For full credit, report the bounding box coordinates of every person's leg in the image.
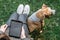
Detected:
[20,5,30,39]
[6,4,24,40]
[6,4,24,27]
[6,13,18,27]
[0,4,24,33]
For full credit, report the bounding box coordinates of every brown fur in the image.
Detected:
[28,4,52,32]
[28,11,45,32]
[41,4,52,17]
[0,33,10,40]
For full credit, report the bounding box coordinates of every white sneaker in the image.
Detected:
[17,4,24,15]
[23,5,30,15]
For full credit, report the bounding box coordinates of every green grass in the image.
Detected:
[0,0,60,40]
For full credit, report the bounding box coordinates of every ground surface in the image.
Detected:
[0,0,60,40]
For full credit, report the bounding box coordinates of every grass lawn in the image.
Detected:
[0,0,60,40]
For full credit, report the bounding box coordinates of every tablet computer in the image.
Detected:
[9,20,23,38]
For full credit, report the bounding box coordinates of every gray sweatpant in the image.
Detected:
[6,12,29,40]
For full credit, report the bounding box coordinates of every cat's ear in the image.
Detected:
[42,4,47,8]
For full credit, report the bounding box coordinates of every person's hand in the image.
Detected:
[0,24,8,32]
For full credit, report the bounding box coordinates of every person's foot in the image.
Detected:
[17,4,24,15]
[0,24,8,32]
[23,5,30,15]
